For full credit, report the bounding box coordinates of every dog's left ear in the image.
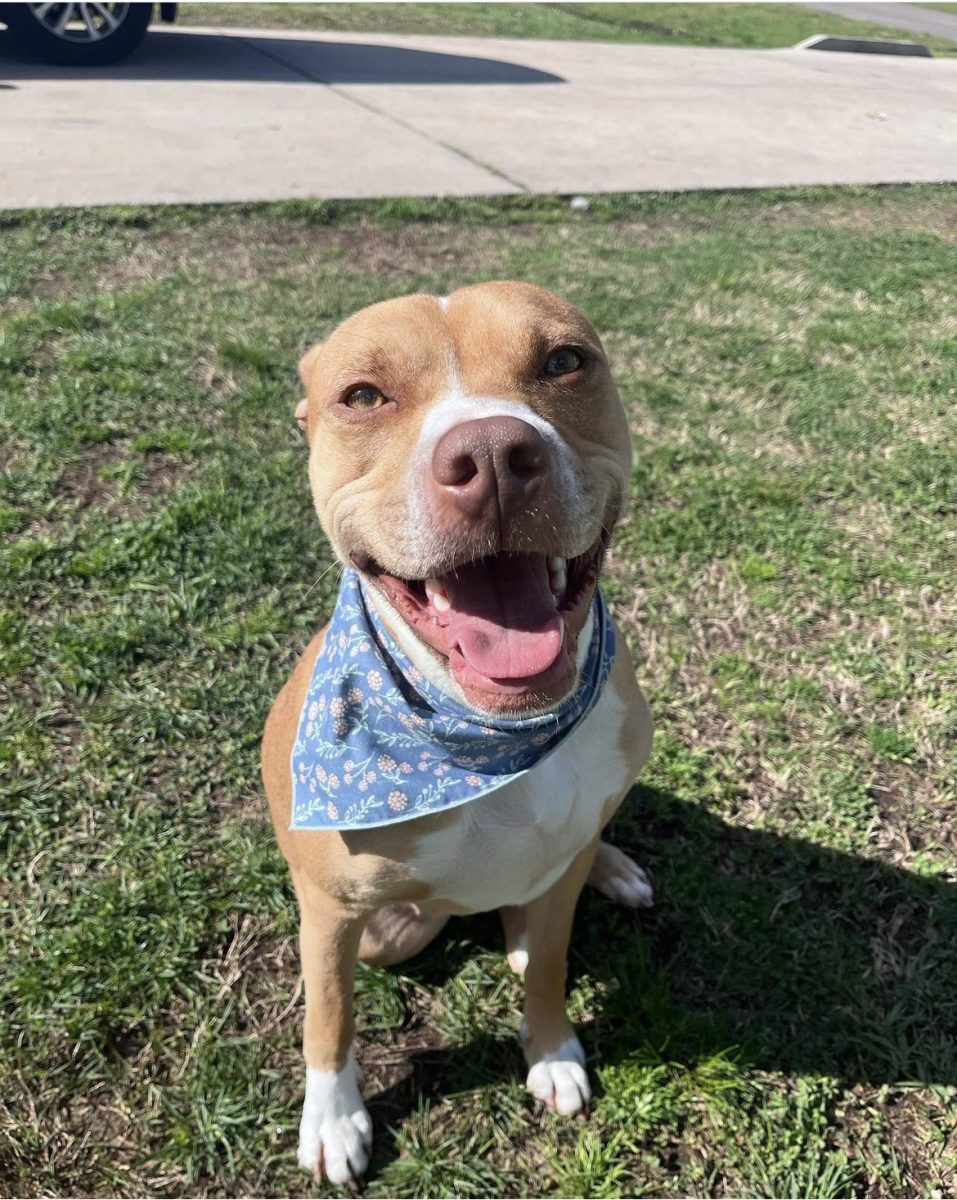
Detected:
[296,342,324,440]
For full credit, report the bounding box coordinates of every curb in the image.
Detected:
[794,33,934,56]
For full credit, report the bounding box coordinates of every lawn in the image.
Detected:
[2,186,956,1198]
[179,2,957,55]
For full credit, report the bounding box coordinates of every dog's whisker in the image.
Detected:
[300,560,343,605]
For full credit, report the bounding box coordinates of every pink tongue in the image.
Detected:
[442,554,563,681]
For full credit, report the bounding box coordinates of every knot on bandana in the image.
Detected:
[290,570,615,830]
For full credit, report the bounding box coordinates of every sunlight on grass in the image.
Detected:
[2,186,956,1195]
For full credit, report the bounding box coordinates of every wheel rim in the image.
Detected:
[27,2,131,42]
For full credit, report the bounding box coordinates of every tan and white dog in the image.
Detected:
[261,281,654,1185]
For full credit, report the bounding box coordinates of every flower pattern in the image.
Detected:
[290,570,614,830]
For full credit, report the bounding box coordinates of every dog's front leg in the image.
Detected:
[520,838,599,1117]
[293,870,372,1186]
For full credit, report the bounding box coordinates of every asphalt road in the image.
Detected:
[1,25,955,207]
[798,1,957,40]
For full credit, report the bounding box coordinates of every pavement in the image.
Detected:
[798,1,957,41]
[1,24,956,208]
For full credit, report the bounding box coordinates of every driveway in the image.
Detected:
[1,24,955,207]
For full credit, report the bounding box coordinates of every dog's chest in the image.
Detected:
[404,673,635,912]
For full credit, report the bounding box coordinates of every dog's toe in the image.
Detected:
[299,1110,371,1186]
[526,1036,590,1116]
[527,1058,591,1116]
[588,842,654,908]
[607,863,654,908]
[298,1052,372,1186]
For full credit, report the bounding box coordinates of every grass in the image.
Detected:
[178,2,957,55]
[2,184,957,1197]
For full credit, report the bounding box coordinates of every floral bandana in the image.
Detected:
[290,569,615,831]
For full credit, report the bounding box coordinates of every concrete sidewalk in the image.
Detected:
[1,25,955,208]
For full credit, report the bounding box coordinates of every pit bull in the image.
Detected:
[261,281,654,1185]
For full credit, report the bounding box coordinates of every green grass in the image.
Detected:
[178,2,957,55]
[2,185,957,1197]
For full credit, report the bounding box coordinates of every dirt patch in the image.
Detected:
[870,762,957,859]
[54,442,130,511]
[878,1089,957,1198]
[50,444,194,523]
[87,218,539,296]
[361,1020,447,1104]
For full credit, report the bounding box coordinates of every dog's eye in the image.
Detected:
[343,386,388,412]
[543,347,584,378]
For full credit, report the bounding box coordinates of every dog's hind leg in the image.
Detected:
[358,904,449,966]
[587,840,654,908]
[500,905,529,977]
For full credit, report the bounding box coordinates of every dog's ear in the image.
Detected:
[298,341,323,388]
[294,397,309,435]
[296,342,323,440]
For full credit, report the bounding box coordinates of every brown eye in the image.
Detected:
[343,386,388,412]
[543,347,584,378]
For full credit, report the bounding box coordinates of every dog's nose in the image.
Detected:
[432,416,549,521]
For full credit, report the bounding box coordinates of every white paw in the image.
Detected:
[297,1050,373,1185]
[525,1036,591,1116]
[589,843,654,908]
[508,946,529,976]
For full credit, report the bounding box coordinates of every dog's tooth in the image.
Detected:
[425,578,451,613]
[549,557,567,595]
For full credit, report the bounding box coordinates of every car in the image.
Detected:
[0,2,177,66]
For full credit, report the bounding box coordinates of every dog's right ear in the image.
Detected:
[296,342,324,440]
[294,397,309,436]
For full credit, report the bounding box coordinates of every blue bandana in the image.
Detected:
[290,570,615,830]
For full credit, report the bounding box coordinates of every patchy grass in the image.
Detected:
[178,2,957,55]
[2,185,956,1197]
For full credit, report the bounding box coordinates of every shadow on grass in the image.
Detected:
[360,781,956,1169]
[598,785,956,1089]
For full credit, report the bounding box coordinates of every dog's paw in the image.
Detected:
[588,841,654,908]
[525,1035,591,1116]
[297,1051,373,1186]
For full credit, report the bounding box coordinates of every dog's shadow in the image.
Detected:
[357,783,956,1172]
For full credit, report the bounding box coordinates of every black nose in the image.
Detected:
[431,416,549,521]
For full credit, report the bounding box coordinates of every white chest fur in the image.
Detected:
[404,668,636,912]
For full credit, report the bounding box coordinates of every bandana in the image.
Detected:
[290,570,615,830]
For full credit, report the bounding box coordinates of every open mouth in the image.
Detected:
[364,539,605,700]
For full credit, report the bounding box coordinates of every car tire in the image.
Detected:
[3,3,152,65]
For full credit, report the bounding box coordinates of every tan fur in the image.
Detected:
[299,282,630,583]
[519,836,601,1065]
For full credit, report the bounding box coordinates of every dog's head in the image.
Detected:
[297,281,631,714]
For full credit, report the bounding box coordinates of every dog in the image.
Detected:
[261,281,654,1185]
